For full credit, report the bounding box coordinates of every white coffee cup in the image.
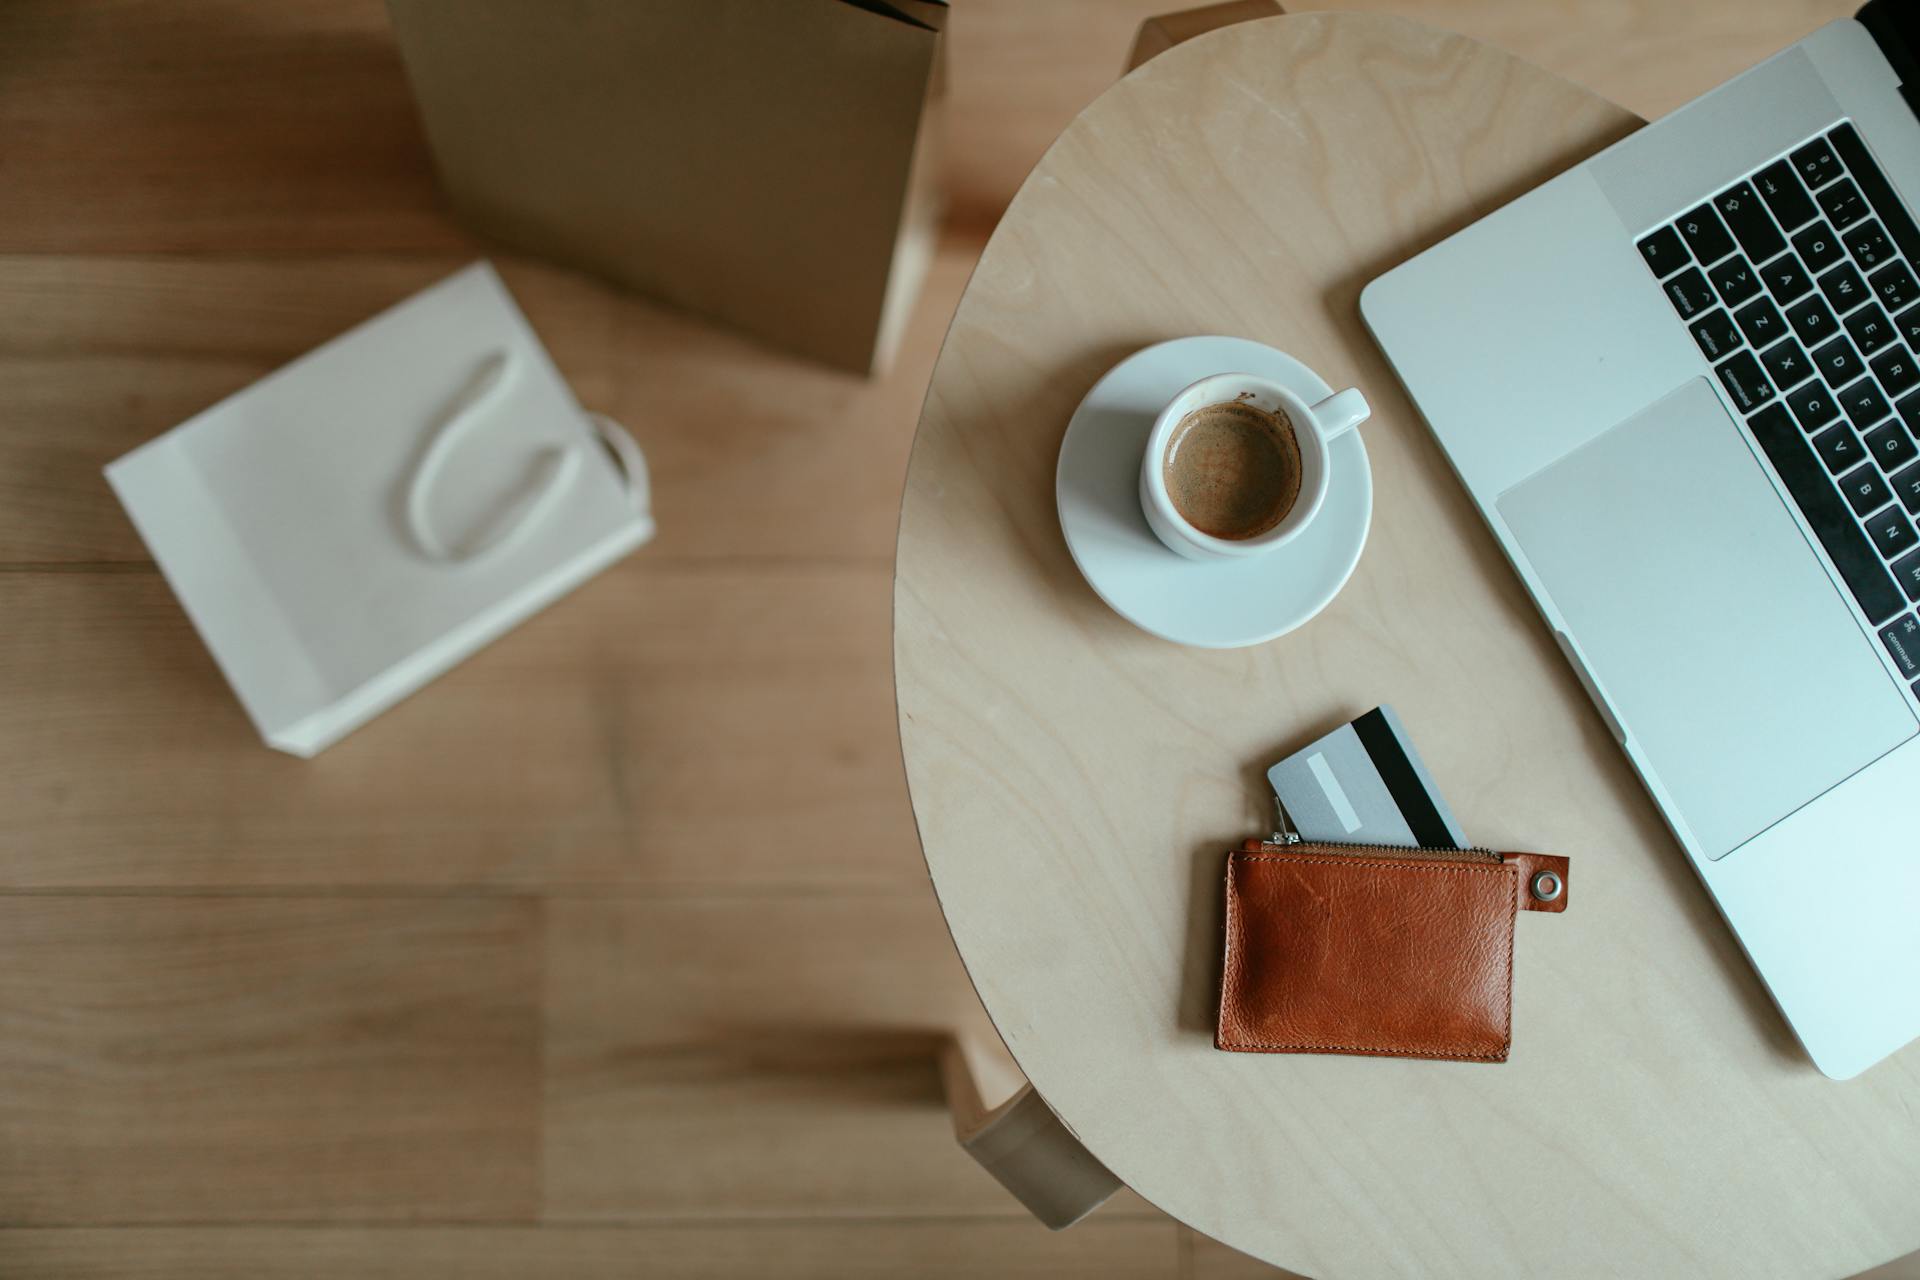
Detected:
[1139,372,1369,560]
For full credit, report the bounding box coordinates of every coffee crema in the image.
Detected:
[1161,399,1303,540]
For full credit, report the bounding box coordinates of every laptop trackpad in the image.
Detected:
[1497,379,1916,859]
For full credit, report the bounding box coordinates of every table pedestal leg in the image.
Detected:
[1127,0,1284,73]
[938,1035,1120,1230]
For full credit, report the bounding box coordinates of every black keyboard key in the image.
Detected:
[1868,508,1920,560]
[1785,292,1839,346]
[1894,460,1920,513]
[1813,422,1864,473]
[1865,419,1919,471]
[1759,252,1813,304]
[1688,309,1743,361]
[1840,463,1894,516]
[1748,401,1907,623]
[1901,391,1920,435]
[1755,159,1818,230]
[1793,223,1846,273]
[1759,337,1812,390]
[1734,296,1787,347]
[1871,261,1920,312]
[1819,178,1869,230]
[1786,379,1841,431]
[1716,350,1775,413]
[1715,183,1786,262]
[1872,345,1920,397]
[1709,258,1762,307]
[1841,377,1892,429]
[1819,261,1870,313]
[1896,303,1920,350]
[1845,302,1896,356]
[1792,137,1842,189]
[1845,221,1896,271]
[1812,334,1866,387]
[1884,613,1920,679]
[1664,267,1717,320]
[1892,548,1920,601]
[1830,124,1920,271]
[1677,204,1737,265]
[1637,226,1690,277]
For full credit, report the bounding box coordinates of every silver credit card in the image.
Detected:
[1266,705,1468,848]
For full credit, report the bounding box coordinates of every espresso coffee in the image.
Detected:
[1161,399,1303,540]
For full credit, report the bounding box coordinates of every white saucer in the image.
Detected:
[1055,336,1372,649]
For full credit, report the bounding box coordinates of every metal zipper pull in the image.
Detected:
[1270,797,1302,845]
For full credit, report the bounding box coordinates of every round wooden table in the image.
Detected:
[894,12,1920,1278]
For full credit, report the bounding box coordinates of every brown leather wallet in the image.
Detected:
[1216,839,1569,1063]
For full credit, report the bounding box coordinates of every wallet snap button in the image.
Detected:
[1530,870,1563,902]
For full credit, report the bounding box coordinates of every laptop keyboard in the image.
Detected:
[1639,122,1920,701]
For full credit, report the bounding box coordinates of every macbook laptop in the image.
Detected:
[1362,3,1920,1078]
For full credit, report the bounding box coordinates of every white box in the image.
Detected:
[106,262,654,757]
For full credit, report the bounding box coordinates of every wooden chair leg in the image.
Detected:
[938,1035,1120,1230]
[1126,0,1284,73]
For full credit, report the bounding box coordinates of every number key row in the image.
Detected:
[1872,260,1920,312]
[1819,179,1869,231]
[1846,221,1896,271]
[1791,137,1842,190]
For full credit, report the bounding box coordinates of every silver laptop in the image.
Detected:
[1363,6,1920,1078]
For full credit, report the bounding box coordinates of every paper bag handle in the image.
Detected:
[401,351,575,565]
[587,412,650,511]
[404,353,651,566]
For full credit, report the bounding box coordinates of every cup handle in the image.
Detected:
[1308,388,1370,443]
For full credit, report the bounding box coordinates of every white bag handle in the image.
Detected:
[586,411,651,511]
[404,353,646,566]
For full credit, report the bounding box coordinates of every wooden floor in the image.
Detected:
[3,2,1909,1277]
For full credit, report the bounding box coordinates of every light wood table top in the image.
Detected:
[893,12,1920,1277]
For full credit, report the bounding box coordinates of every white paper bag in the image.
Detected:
[106,262,654,757]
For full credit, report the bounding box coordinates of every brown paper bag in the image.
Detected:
[388,0,947,375]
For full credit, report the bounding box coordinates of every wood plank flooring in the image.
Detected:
[0,898,540,1223]
[1,1,1908,1276]
[0,1223,1184,1279]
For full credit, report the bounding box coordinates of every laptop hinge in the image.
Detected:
[1859,0,1920,123]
